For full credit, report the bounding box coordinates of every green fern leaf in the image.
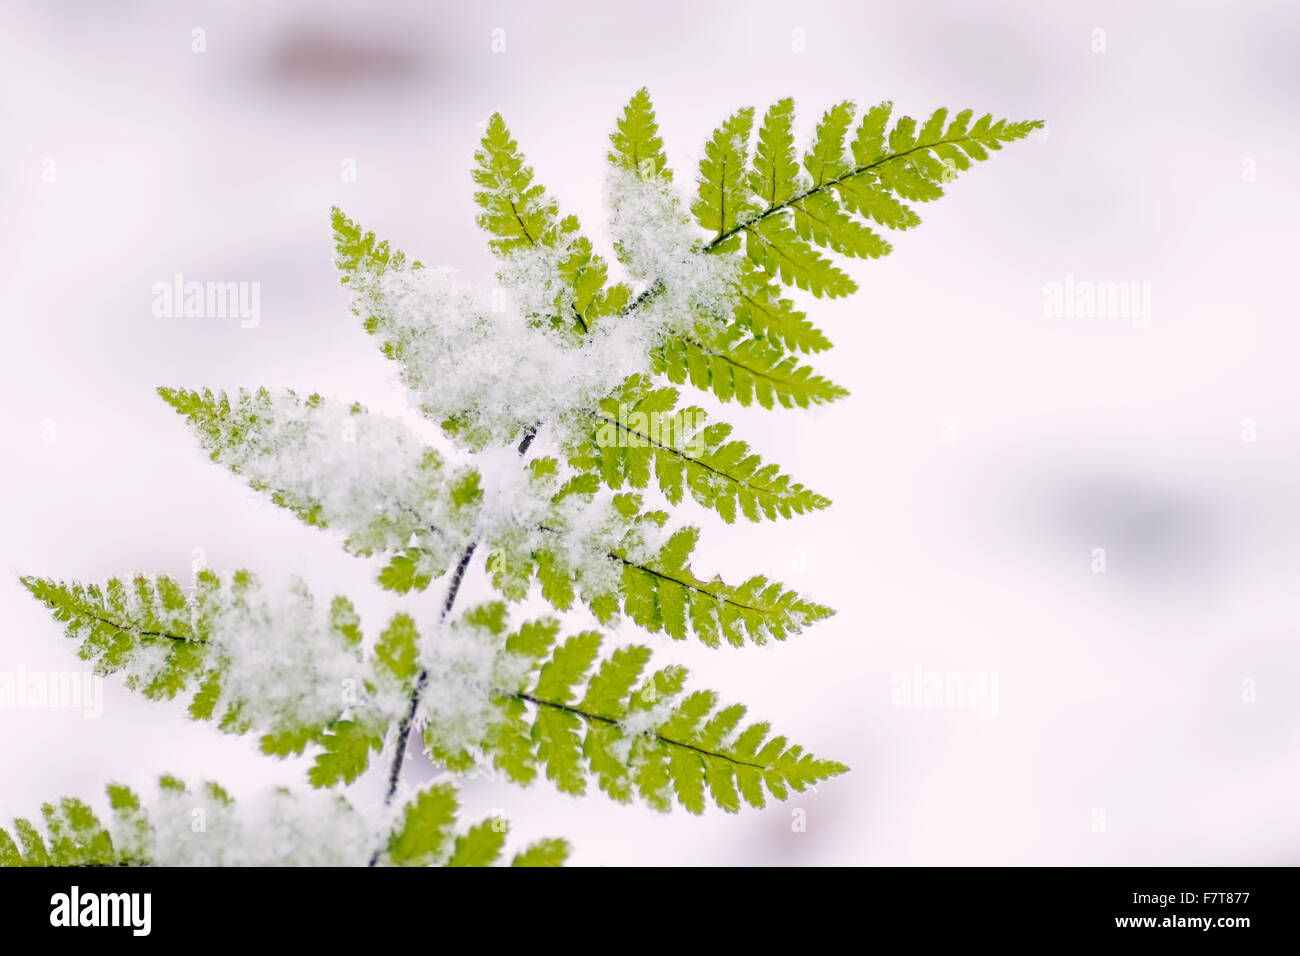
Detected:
[803,100,856,186]
[732,265,834,354]
[750,97,803,207]
[158,386,479,578]
[571,376,831,522]
[330,206,420,282]
[472,114,558,254]
[609,87,671,181]
[447,818,508,867]
[21,570,422,790]
[743,212,856,298]
[511,838,570,867]
[654,326,849,409]
[692,107,757,243]
[385,782,459,866]
[308,719,384,788]
[473,114,630,335]
[431,605,847,812]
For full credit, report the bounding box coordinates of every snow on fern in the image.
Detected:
[158,387,479,570]
[2,777,567,867]
[13,87,1040,865]
[350,181,734,455]
[145,781,372,868]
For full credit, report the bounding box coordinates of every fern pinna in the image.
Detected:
[7,91,1039,867]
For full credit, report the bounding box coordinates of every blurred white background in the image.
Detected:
[3,0,1299,865]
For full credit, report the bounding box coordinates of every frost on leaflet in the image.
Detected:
[13,88,1039,865]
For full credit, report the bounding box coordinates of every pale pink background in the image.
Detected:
[3,0,1298,865]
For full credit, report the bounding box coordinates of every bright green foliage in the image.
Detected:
[654,325,849,409]
[385,782,460,865]
[692,107,758,243]
[17,89,1037,866]
[472,114,562,255]
[158,386,481,566]
[448,819,509,867]
[1,783,149,867]
[383,781,567,868]
[308,720,384,788]
[693,97,1040,292]
[510,837,569,867]
[570,374,831,523]
[1,778,546,868]
[421,602,846,813]
[732,264,833,354]
[804,101,857,186]
[472,114,630,336]
[743,213,857,297]
[483,463,832,645]
[609,86,671,181]
[751,98,801,207]
[661,96,1039,415]
[20,572,201,691]
[331,205,421,280]
[19,571,415,789]
[1,797,125,867]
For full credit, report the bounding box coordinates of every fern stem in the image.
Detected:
[368,540,476,867]
[703,136,974,251]
[379,542,477,801]
[515,692,769,772]
[371,419,546,864]
[588,411,791,499]
[50,600,198,645]
[372,272,661,860]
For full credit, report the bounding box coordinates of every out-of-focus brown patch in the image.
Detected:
[265,26,426,87]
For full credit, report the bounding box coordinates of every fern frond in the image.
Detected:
[608,87,672,181]
[610,526,834,647]
[2,778,558,867]
[12,92,1039,865]
[654,326,849,409]
[484,480,833,646]
[418,604,846,812]
[743,213,858,297]
[474,114,630,334]
[330,206,421,282]
[472,114,558,254]
[568,375,830,523]
[790,188,890,260]
[750,97,803,208]
[19,571,421,787]
[698,98,1041,300]
[382,780,570,867]
[732,265,833,353]
[158,387,480,580]
[803,100,857,186]
[0,796,120,866]
[511,837,569,867]
[691,107,758,243]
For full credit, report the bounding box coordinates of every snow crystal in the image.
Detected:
[611,695,681,764]
[602,165,735,328]
[218,391,475,567]
[204,577,375,734]
[416,613,513,756]
[346,166,737,454]
[144,786,372,866]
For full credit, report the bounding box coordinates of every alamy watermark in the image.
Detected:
[890,665,999,717]
[0,665,103,718]
[152,274,260,328]
[1043,274,1152,329]
[50,886,151,935]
